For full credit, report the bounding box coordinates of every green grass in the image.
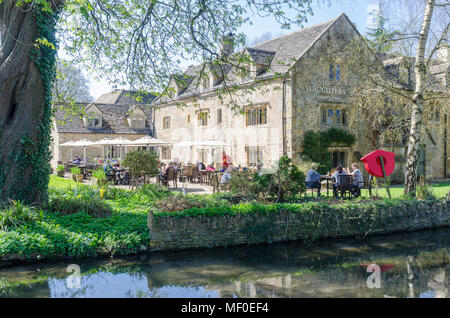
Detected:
[0,175,447,262]
[358,182,449,199]
[49,175,82,191]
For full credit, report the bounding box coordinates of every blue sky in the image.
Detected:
[86,1,380,99]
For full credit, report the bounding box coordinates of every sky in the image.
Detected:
[72,0,380,100]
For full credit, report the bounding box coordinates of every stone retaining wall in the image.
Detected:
[148,200,450,251]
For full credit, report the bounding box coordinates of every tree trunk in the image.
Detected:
[0,1,60,204]
[404,0,435,196]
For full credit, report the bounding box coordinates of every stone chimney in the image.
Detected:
[436,44,449,63]
[220,33,234,57]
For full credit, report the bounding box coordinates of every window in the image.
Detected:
[246,106,267,126]
[187,114,191,123]
[245,146,264,166]
[161,147,171,160]
[85,115,102,128]
[321,107,347,126]
[330,150,347,169]
[197,149,208,162]
[198,112,208,126]
[128,117,146,129]
[329,65,341,81]
[202,75,209,91]
[217,109,222,124]
[163,116,170,129]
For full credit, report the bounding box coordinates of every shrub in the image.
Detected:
[228,156,306,203]
[48,193,112,217]
[416,176,436,201]
[0,200,43,231]
[153,194,204,212]
[57,165,65,171]
[70,167,82,175]
[122,150,159,182]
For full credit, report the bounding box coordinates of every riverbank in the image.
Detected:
[1,176,449,266]
[149,199,450,251]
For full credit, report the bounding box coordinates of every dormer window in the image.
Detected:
[84,105,103,129]
[128,117,146,129]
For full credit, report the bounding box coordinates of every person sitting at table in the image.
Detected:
[306,163,327,197]
[197,161,206,171]
[332,165,348,198]
[347,163,363,197]
[159,162,174,183]
[72,156,81,164]
[121,171,130,185]
[206,163,215,171]
[220,166,233,184]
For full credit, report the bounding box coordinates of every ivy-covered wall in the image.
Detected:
[148,200,450,251]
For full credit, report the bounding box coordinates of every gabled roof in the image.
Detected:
[245,47,276,66]
[53,102,153,134]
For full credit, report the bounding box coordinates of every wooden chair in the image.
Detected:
[356,175,373,198]
[337,175,354,198]
[162,168,177,189]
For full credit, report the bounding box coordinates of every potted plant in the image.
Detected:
[92,168,108,188]
[70,167,84,182]
[56,165,65,177]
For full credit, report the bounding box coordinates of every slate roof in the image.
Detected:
[95,89,156,105]
[379,53,449,91]
[153,15,340,104]
[53,101,154,135]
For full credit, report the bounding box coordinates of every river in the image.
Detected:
[0,229,448,298]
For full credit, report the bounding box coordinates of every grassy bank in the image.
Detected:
[0,175,448,263]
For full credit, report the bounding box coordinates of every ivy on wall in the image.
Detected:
[301,128,356,174]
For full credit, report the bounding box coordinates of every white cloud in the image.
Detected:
[366,3,381,29]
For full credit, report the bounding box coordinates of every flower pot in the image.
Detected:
[75,174,84,182]
[57,170,65,177]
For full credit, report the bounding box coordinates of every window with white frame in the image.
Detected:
[128,117,146,129]
[197,149,208,162]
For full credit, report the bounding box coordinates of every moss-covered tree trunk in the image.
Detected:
[0,1,61,205]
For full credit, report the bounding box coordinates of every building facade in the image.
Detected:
[153,14,449,182]
[51,89,155,168]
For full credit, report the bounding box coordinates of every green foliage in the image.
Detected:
[92,168,109,189]
[48,191,112,218]
[122,150,159,181]
[228,156,306,203]
[416,176,436,201]
[56,165,65,171]
[70,167,81,175]
[365,15,398,53]
[302,128,356,174]
[0,200,43,231]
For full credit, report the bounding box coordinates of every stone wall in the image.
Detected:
[148,200,450,252]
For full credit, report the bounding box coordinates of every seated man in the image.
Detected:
[220,167,233,184]
[332,166,348,199]
[305,163,326,197]
[347,163,363,197]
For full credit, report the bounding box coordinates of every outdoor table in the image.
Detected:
[322,177,333,197]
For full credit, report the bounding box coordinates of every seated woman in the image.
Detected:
[206,163,216,171]
[332,166,348,198]
[347,163,364,197]
[305,163,327,197]
[220,166,233,184]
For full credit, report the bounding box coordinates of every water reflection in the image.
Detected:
[1,229,448,298]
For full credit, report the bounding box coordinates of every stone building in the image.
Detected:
[152,13,448,182]
[51,89,155,168]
